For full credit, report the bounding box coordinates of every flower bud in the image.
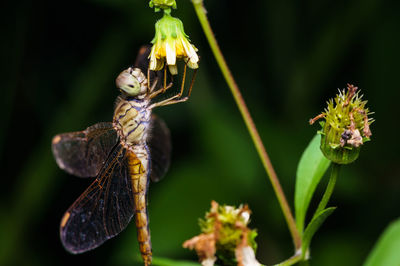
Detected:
[149,0,177,13]
[310,84,373,164]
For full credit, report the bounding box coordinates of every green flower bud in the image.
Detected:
[149,0,177,13]
[310,84,373,164]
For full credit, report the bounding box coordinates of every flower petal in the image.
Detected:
[184,57,199,69]
[235,246,261,266]
[168,64,178,75]
[149,47,158,71]
[182,40,199,63]
[201,257,216,266]
[165,40,176,65]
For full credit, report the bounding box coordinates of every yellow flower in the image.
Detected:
[149,13,199,75]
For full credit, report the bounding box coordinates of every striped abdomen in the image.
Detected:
[127,147,152,265]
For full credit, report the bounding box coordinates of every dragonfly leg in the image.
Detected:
[172,63,197,100]
[146,64,151,95]
[149,81,174,99]
[148,64,177,99]
[149,91,185,108]
[152,96,189,107]
[185,65,197,99]
[163,65,167,91]
[149,64,197,108]
[161,64,174,94]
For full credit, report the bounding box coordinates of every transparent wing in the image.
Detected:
[52,122,119,178]
[60,144,135,253]
[148,115,171,182]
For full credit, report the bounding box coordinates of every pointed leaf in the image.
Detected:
[152,256,201,266]
[295,134,331,232]
[363,218,400,266]
[301,207,336,257]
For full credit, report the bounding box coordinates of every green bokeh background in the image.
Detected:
[1,0,399,265]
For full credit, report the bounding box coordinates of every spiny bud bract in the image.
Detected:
[310,84,373,164]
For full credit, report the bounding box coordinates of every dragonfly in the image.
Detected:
[52,45,196,265]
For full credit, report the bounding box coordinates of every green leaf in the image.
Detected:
[363,218,400,266]
[152,256,201,266]
[301,207,336,257]
[295,134,331,233]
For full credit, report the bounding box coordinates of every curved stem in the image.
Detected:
[191,0,301,250]
[313,163,340,218]
[274,253,302,266]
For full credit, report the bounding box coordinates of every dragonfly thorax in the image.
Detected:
[113,97,151,147]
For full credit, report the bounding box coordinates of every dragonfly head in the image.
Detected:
[116,67,147,97]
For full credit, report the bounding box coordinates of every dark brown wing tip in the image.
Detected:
[138,45,149,56]
[59,219,93,255]
[134,45,152,68]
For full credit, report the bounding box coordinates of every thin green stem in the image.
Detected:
[191,0,301,250]
[313,163,340,218]
[274,253,302,266]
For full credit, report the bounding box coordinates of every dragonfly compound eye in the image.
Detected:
[116,68,142,96]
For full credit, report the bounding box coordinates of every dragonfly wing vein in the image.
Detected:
[60,144,134,253]
[52,122,119,178]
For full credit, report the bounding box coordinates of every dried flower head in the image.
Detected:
[310,84,374,164]
[149,13,199,75]
[183,201,259,266]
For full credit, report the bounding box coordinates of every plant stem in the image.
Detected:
[313,163,340,218]
[274,253,302,266]
[191,0,301,250]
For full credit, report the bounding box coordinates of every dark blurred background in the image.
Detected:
[1,0,399,265]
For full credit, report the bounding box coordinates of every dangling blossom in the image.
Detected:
[149,13,199,75]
